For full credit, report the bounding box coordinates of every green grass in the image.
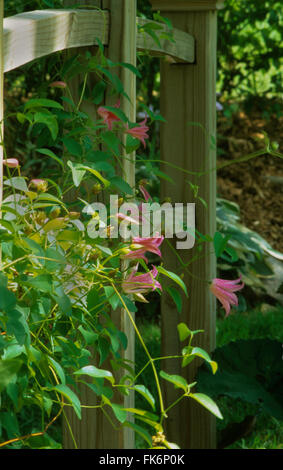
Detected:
[135,305,283,449]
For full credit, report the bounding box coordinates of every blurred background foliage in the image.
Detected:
[2,0,283,449]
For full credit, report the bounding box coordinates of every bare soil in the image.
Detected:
[217,110,283,253]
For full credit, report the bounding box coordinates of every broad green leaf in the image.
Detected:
[123,420,152,446]
[43,218,67,233]
[197,339,283,421]
[158,266,188,296]
[166,286,182,313]
[36,148,64,168]
[62,137,82,157]
[101,131,121,155]
[74,365,114,384]
[110,403,127,423]
[190,347,218,374]
[0,359,22,392]
[24,274,53,293]
[36,192,67,208]
[189,393,223,419]
[0,286,17,311]
[6,309,30,346]
[4,177,28,192]
[79,165,110,188]
[109,176,134,195]
[48,357,66,385]
[133,384,155,410]
[213,231,230,258]
[78,326,98,346]
[24,98,63,110]
[33,112,58,140]
[160,370,188,392]
[177,322,191,342]
[104,286,121,311]
[52,384,81,419]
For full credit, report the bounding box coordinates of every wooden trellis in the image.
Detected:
[0,0,223,449]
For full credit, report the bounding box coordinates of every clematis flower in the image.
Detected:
[123,235,164,263]
[125,118,149,148]
[30,179,48,192]
[122,264,162,294]
[3,158,19,168]
[49,81,67,89]
[139,183,151,202]
[97,100,121,130]
[210,276,244,317]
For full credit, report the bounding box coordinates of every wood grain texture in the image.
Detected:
[102,0,137,450]
[137,18,195,63]
[150,0,225,11]
[3,8,109,72]
[3,9,194,72]
[62,0,136,450]
[152,2,219,449]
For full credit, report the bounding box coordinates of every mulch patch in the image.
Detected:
[217,109,283,253]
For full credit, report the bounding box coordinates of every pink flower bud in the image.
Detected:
[49,81,67,89]
[3,158,19,168]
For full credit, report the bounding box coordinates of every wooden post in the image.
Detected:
[62,0,136,449]
[150,0,223,449]
[0,0,3,235]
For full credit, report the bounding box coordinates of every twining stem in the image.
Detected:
[0,403,64,448]
[111,284,166,420]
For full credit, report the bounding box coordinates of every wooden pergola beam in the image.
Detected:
[3,9,195,73]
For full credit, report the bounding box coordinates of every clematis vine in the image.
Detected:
[139,181,152,202]
[210,276,244,317]
[123,235,164,263]
[122,264,162,295]
[97,100,121,131]
[125,118,149,148]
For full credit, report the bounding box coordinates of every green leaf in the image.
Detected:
[4,177,28,192]
[190,347,218,374]
[0,286,17,311]
[133,384,156,410]
[24,274,53,293]
[177,322,191,342]
[0,359,22,392]
[24,98,63,110]
[167,286,182,313]
[37,148,64,168]
[213,231,230,258]
[67,160,85,187]
[197,339,283,420]
[109,176,134,195]
[158,266,188,296]
[101,131,121,155]
[6,309,30,346]
[74,365,114,384]
[92,81,107,105]
[48,357,66,385]
[52,384,81,419]
[62,137,82,157]
[189,393,223,419]
[33,112,58,140]
[160,370,188,392]
[123,420,152,446]
[110,403,127,423]
[104,286,121,311]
